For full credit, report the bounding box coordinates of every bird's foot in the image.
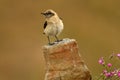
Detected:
[48,43,54,45]
[55,39,63,42]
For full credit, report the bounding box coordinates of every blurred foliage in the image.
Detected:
[0,0,120,80]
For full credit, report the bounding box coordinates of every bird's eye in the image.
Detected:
[47,12,52,15]
[45,11,54,17]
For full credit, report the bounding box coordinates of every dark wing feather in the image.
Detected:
[44,21,47,29]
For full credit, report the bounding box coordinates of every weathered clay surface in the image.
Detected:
[43,38,91,80]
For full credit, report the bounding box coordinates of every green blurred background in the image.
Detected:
[0,0,120,80]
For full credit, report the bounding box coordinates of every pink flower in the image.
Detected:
[111,71,116,75]
[98,57,105,65]
[117,71,120,77]
[117,54,120,58]
[107,63,112,67]
[105,72,112,77]
[103,70,107,74]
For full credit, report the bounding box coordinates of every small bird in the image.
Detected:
[41,9,64,45]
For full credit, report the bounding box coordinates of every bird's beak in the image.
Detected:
[41,12,46,15]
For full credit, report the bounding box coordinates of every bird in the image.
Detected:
[41,9,64,45]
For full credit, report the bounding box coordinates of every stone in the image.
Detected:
[43,38,91,80]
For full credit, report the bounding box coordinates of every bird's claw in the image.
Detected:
[48,43,54,45]
[55,39,63,42]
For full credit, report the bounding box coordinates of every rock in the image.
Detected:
[43,38,91,80]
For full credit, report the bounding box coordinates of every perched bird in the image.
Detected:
[41,9,64,45]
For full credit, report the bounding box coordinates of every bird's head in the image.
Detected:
[41,9,56,18]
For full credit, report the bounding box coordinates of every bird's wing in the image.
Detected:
[44,21,47,29]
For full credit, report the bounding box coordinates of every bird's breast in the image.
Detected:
[44,18,64,36]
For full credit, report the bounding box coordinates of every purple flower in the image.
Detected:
[98,57,105,65]
[107,63,112,67]
[117,53,120,58]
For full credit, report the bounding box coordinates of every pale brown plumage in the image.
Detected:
[41,9,64,45]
